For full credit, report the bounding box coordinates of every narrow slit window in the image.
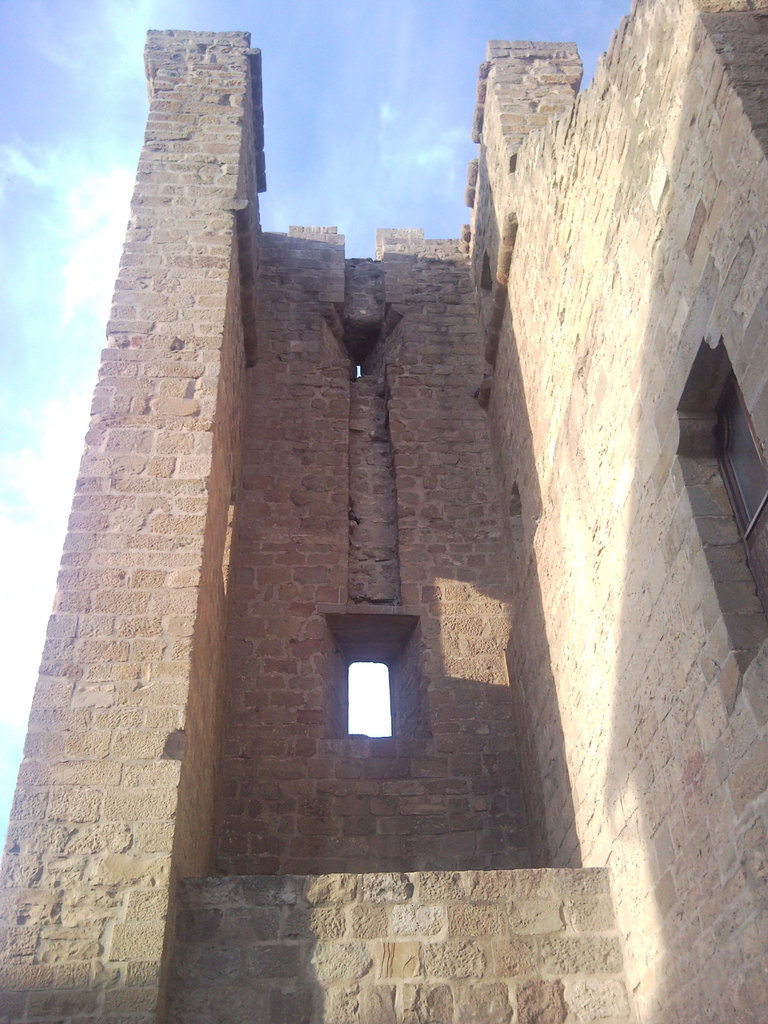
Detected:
[348,661,392,737]
[222,499,235,595]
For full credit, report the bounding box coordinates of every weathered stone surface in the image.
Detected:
[166,870,629,1024]
[541,935,624,974]
[390,904,444,937]
[359,984,396,1024]
[377,941,419,980]
[508,899,566,934]
[305,875,358,906]
[402,983,453,1024]
[470,5,768,1022]
[516,980,567,1024]
[4,3,768,1021]
[360,875,414,904]
[214,218,530,878]
[325,984,361,1024]
[351,904,388,939]
[312,942,374,984]
[493,936,538,975]
[455,982,512,1024]
[565,977,632,1020]
[0,29,261,1020]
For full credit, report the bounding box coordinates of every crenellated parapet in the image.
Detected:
[467,42,582,370]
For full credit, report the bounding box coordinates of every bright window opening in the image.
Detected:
[348,661,391,737]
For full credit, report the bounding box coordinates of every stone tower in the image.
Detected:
[2,2,768,1022]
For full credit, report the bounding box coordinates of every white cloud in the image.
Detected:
[0,386,90,850]
[379,101,396,125]
[62,167,134,325]
[0,143,53,201]
[412,129,466,171]
[0,386,92,729]
[0,140,133,328]
[377,102,466,182]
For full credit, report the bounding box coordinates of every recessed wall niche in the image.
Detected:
[322,606,426,739]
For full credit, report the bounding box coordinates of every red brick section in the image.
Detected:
[0,31,262,1023]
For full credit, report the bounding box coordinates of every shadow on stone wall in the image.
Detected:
[602,11,768,1019]
[167,869,629,1024]
[468,6,768,1022]
[214,245,559,878]
[492,332,583,870]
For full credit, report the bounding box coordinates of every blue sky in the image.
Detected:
[0,0,630,844]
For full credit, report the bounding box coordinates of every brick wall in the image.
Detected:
[0,31,262,1023]
[471,2,768,1020]
[169,869,631,1024]
[215,229,531,876]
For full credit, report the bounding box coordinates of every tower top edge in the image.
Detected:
[146,29,253,47]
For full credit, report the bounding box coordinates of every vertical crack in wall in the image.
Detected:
[343,259,401,604]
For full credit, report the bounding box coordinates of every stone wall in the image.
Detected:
[470,2,768,1020]
[169,869,631,1024]
[214,228,531,876]
[0,31,263,1023]
[4,5,768,1021]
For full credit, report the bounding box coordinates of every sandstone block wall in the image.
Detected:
[470,2,768,1020]
[0,31,263,1023]
[169,869,631,1024]
[5,5,768,1021]
[215,227,530,876]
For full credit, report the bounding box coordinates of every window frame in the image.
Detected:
[347,660,393,738]
[322,606,425,739]
[716,375,768,534]
[676,339,768,675]
[715,372,768,614]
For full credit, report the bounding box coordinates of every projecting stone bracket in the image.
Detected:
[323,262,405,377]
[471,60,493,143]
[465,158,479,208]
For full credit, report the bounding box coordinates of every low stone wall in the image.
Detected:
[168,869,632,1023]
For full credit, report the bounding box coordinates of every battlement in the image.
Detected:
[374,228,464,261]
[287,225,346,245]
